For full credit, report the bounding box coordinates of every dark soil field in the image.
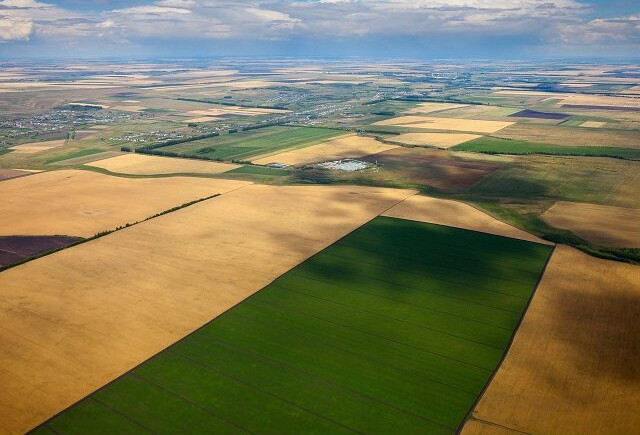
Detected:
[28,218,552,435]
[509,109,569,120]
[0,169,32,182]
[0,235,82,267]
[358,147,502,191]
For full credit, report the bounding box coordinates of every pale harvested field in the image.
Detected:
[110,105,147,112]
[374,115,514,134]
[0,170,249,237]
[389,132,480,149]
[561,94,640,109]
[383,195,549,244]
[403,102,467,114]
[0,184,415,435]
[88,153,239,175]
[542,202,640,248]
[182,116,221,123]
[10,139,66,154]
[462,246,640,435]
[252,134,398,166]
[495,123,640,148]
[580,121,606,128]
[186,106,290,116]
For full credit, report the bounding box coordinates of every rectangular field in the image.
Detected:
[374,116,514,134]
[161,126,345,161]
[88,154,240,175]
[452,136,640,159]
[388,132,480,149]
[29,217,552,435]
[251,134,397,166]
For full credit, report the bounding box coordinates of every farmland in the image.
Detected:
[452,137,640,159]
[158,126,346,162]
[0,170,250,237]
[88,153,239,175]
[373,116,514,134]
[0,184,413,435]
[462,246,640,435]
[29,217,552,435]
[541,202,640,248]
[251,134,397,166]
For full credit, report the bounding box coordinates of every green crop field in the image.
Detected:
[29,218,552,435]
[225,165,289,176]
[161,126,345,161]
[453,136,640,160]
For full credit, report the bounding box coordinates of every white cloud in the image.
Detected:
[0,15,32,41]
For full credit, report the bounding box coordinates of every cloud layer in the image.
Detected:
[0,0,638,56]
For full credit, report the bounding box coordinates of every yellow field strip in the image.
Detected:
[374,115,514,134]
[383,195,550,244]
[251,134,398,166]
[88,153,240,176]
[461,246,640,435]
[0,170,250,237]
[542,201,640,248]
[0,184,415,435]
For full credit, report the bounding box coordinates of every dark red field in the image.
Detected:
[0,236,82,267]
[510,109,569,120]
[0,169,31,182]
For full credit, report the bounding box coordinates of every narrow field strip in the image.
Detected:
[30,218,551,435]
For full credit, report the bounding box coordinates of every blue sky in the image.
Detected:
[0,0,638,59]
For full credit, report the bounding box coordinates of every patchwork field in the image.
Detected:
[251,134,397,166]
[88,154,240,175]
[0,170,250,237]
[384,195,549,244]
[161,126,345,162]
[0,184,414,435]
[27,217,552,435]
[388,132,480,149]
[374,116,514,134]
[542,202,640,248]
[462,246,640,435]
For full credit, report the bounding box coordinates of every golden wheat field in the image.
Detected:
[10,139,66,154]
[462,246,640,435]
[88,153,239,175]
[382,195,549,244]
[0,170,250,237]
[251,134,398,165]
[0,184,414,435]
[542,202,640,248]
[389,132,480,148]
[374,115,514,133]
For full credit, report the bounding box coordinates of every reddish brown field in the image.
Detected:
[0,236,82,267]
[0,169,32,181]
[360,147,502,191]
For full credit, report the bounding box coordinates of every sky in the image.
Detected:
[0,0,638,59]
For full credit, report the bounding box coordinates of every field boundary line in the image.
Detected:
[466,417,536,435]
[454,244,557,435]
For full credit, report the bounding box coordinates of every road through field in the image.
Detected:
[0,184,414,435]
